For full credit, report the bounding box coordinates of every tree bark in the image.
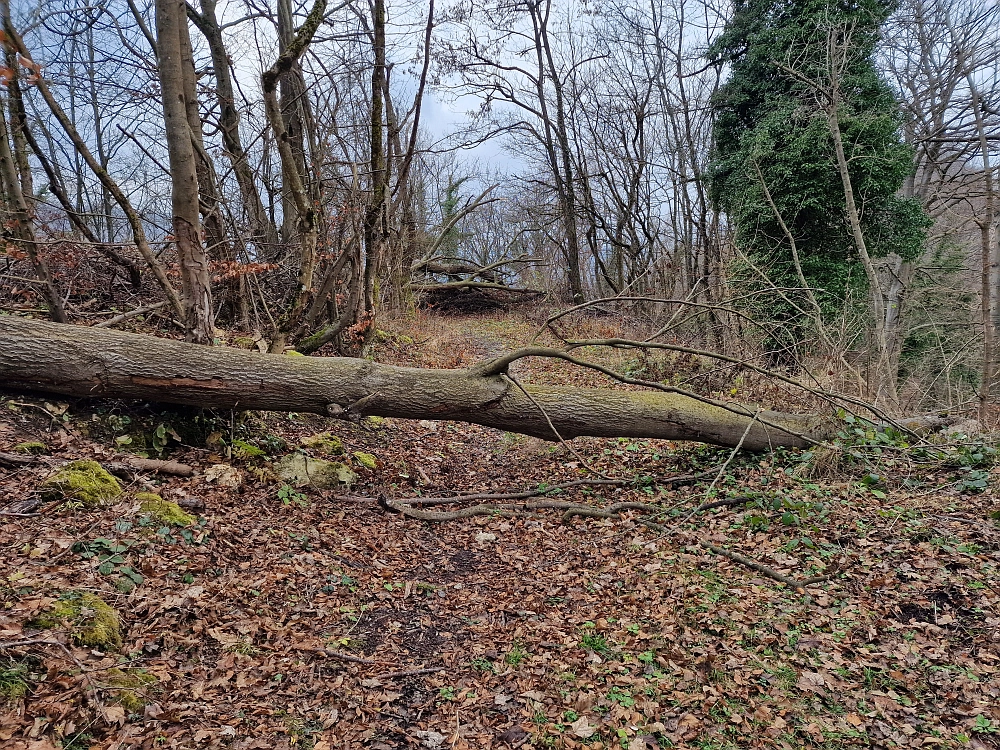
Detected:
[156,0,216,344]
[0,317,839,451]
[364,0,388,320]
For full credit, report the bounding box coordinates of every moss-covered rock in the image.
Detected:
[29,592,122,650]
[274,453,357,489]
[365,416,387,429]
[301,432,344,455]
[12,441,46,455]
[101,668,156,713]
[137,493,195,527]
[353,451,377,470]
[43,460,121,507]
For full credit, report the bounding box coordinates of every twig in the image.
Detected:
[94,300,170,328]
[705,408,761,496]
[297,646,397,666]
[375,666,446,680]
[472,346,825,447]
[0,637,65,649]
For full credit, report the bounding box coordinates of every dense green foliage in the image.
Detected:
[708,0,928,319]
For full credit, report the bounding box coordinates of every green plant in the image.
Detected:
[60,731,94,750]
[955,469,989,494]
[438,686,457,701]
[0,658,31,702]
[471,656,495,673]
[580,631,611,656]
[506,641,528,666]
[606,686,635,707]
[278,484,308,507]
[708,0,928,330]
[150,423,180,455]
[973,715,998,735]
[74,537,143,591]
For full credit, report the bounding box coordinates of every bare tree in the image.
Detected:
[155,0,215,343]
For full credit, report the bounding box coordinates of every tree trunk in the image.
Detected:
[276,0,311,248]
[364,0,388,322]
[260,0,327,351]
[155,0,215,344]
[0,317,841,451]
[187,0,278,250]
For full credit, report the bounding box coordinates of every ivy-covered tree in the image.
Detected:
[707,0,928,330]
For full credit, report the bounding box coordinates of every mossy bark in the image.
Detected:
[0,317,834,450]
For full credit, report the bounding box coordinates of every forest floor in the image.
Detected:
[1,309,999,750]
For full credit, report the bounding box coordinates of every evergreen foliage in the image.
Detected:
[708,0,929,318]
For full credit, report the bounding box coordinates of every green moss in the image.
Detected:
[101,668,156,713]
[232,439,266,460]
[0,659,30,702]
[43,460,121,507]
[353,451,377,470]
[365,416,386,428]
[29,592,122,650]
[301,432,344,455]
[137,493,195,526]
[232,336,256,349]
[12,441,46,455]
[285,350,305,357]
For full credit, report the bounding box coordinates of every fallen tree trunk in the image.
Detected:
[0,317,838,450]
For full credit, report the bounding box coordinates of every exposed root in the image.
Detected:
[692,496,756,513]
[697,540,836,593]
[378,470,716,508]
[384,497,667,523]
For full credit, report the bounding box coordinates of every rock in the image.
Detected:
[274,453,358,489]
[475,532,497,543]
[42,460,121,507]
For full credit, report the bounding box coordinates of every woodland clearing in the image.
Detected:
[1,310,999,750]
